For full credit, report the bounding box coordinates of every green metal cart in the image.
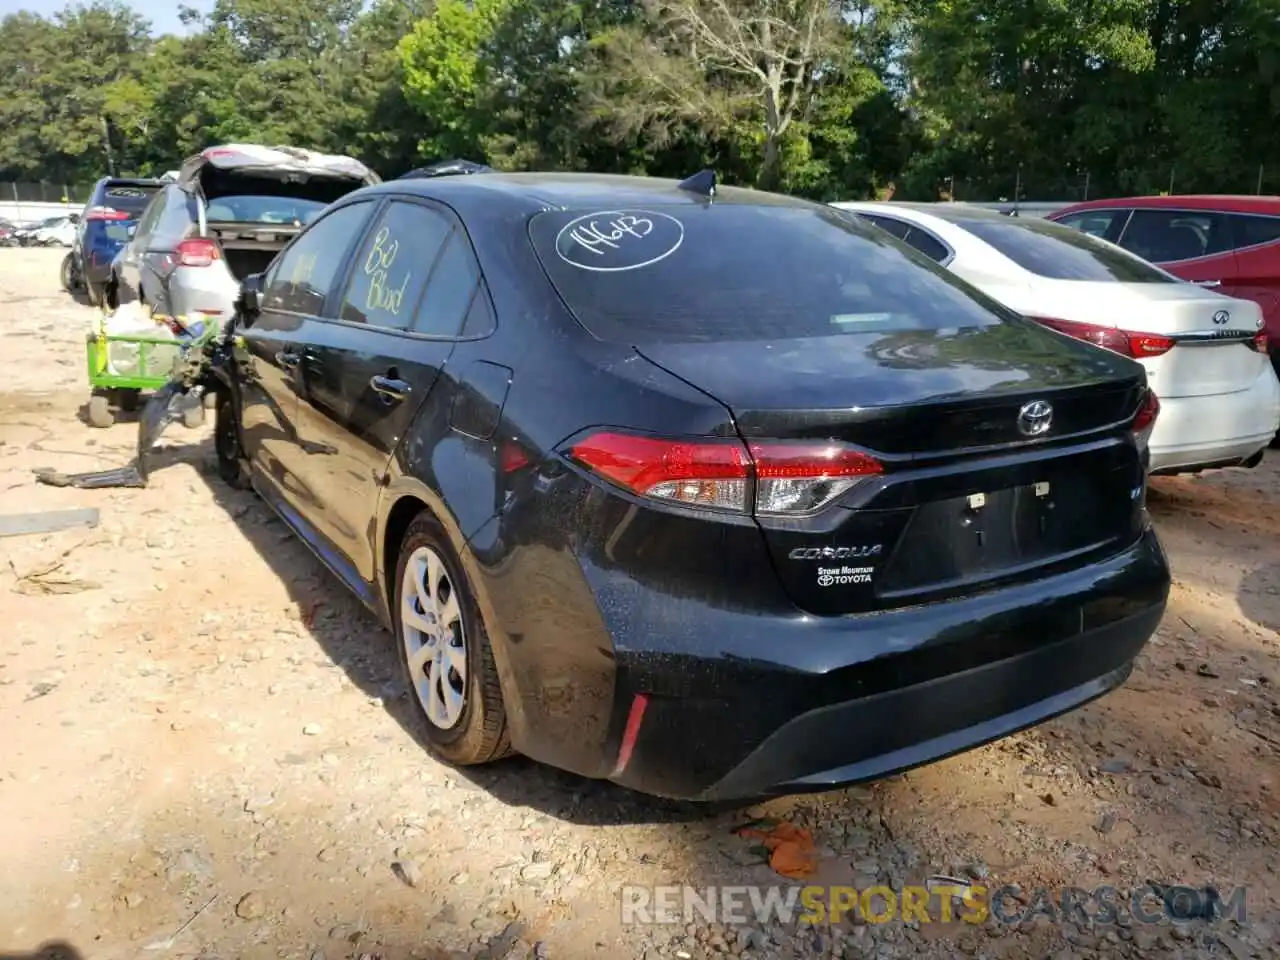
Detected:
[83,311,205,429]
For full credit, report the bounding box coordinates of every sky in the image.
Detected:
[0,0,209,35]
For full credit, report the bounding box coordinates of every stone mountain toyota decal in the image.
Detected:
[788,545,883,587]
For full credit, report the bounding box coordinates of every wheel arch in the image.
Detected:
[376,478,476,625]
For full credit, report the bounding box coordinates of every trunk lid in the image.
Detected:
[637,325,1149,617]
[1029,281,1268,399]
[176,144,381,204]
[635,322,1144,453]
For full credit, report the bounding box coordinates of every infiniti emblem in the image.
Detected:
[1017,399,1053,437]
[1212,310,1230,326]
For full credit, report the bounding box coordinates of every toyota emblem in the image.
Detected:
[1017,399,1053,437]
[1212,310,1230,326]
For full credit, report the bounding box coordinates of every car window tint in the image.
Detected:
[262,202,374,316]
[1055,210,1122,239]
[414,230,480,336]
[862,214,911,240]
[102,183,161,216]
[528,205,1019,344]
[1117,209,1231,263]
[902,228,949,263]
[955,216,1180,282]
[1230,214,1280,250]
[136,192,167,237]
[340,202,449,330]
[204,195,329,226]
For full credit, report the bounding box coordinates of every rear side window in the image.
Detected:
[263,201,375,315]
[527,205,1012,344]
[903,228,949,263]
[1116,209,1232,263]
[1230,214,1280,250]
[956,217,1180,283]
[861,214,910,240]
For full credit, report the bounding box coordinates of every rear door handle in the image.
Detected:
[371,375,411,402]
[275,351,301,369]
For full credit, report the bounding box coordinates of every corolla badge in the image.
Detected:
[1212,310,1230,326]
[1017,399,1053,437]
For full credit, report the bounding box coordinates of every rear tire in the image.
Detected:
[60,253,76,293]
[86,282,104,308]
[87,394,113,428]
[393,511,511,766]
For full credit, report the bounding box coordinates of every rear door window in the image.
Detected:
[954,216,1180,282]
[412,228,481,337]
[527,204,1016,344]
[338,200,449,331]
[1116,209,1232,263]
[1055,209,1127,240]
[262,201,376,316]
[1229,214,1280,251]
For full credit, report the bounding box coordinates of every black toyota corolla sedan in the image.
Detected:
[214,170,1170,801]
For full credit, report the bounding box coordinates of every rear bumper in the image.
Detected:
[602,527,1169,801]
[166,265,238,320]
[1149,365,1280,474]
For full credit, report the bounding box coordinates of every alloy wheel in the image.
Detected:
[400,545,468,730]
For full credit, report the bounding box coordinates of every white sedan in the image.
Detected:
[832,201,1280,475]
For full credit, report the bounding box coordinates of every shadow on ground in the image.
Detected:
[0,943,85,960]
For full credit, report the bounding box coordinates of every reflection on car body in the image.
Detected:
[214,170,1171,801]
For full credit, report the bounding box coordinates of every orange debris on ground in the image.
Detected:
[732,819,819,880]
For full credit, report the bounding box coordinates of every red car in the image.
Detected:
[1048,196,1280,375]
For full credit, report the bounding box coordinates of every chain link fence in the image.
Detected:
[935,164,1279,204]
[0,182,96,204]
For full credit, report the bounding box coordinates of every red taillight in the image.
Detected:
[177,238,220,267]
[1249,331,1269,353]
[85,206,130,221]
[1131,390,1160,448]
[1029,317,1175,359]
[567,431,883,516]
[500,442,531,474]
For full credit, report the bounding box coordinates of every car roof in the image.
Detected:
[837,200,1029,224]
[1053,195,1280,217]
[361,171,817,216]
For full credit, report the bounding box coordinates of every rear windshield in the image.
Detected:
[954,217,1180,283]
[527,204,1013,344]
[101,183,161,216]
[202,195,329,226]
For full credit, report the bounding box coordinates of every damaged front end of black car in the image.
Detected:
[34,282,257,490]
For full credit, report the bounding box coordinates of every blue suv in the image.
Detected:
[76,177,166,305]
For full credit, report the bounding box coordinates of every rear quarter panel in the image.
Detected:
[1231,241,1280,343]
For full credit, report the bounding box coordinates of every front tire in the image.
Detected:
[214,391,251,489]
[393,511,511,766]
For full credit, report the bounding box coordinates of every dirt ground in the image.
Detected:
[0,247,1277,960]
